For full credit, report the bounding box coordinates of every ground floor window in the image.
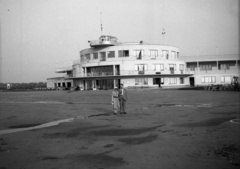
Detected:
[135,78,148,85]
[169,78,177,84]
[220,76,231,83]
[180,77,184,84]
[201,76,216,83]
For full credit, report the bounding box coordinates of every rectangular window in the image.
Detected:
[107,51,115,58]
[153,64,164,71]
[81,55,85,62]
[189,65,195,71]
[100,52,106,61]
[162,50,169,59]
[149,50,158,59]
[200,64,212,71]
[118,50,129,57]
[169,78,177,84]
[221,76,231,83]
[180,64,184,70]
[85,54,90,61]
[169,64,176,70]
[134,50,144,59]
[135,78,148,85]
[177,52,179,59]
[135,64,148,71]
[201,76,216,83]
[180,77,184,84]
[219,64,230,70]
[171,51,176,59]
[93,53,98,59]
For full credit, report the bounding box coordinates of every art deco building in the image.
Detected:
[47,35,239,90]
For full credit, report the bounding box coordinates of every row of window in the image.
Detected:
[135,64,185,71]
[135,77,184,85]
[81,49,179,61]
[201,76,232,83]
[190,64,231,71]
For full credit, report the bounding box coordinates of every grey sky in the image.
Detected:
[0,0,239,83]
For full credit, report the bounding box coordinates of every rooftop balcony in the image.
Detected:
[89,35,118,48]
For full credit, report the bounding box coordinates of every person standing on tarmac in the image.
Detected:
[119,84,127,114]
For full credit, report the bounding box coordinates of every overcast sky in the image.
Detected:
[0,0,239,83]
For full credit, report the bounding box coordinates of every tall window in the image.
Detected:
[162,50,169,59]
[134,50,144,60]
[135,64,148,71]
[107,51,115,58]
[153,64,164,71]
[180,77,184,84]
[100,52,106,61]
[93,53,98,59]
[118,50,129,57]
[171,51,176,59]
[201,76,216,83]
[85,54,90,61]
[149,50,158,59]
[177,52,179,59]
[80,55,85,62]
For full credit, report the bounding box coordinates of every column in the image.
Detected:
[113,65,116,76]
[197,61,199,74]
[84,67,87,77]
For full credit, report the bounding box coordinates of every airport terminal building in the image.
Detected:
[47,35,240,90]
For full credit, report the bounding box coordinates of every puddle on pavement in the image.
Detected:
[42,156,61,160]
[90,125,164,136]
[43,125,111,138]
[0,118,74,135]
[65,153,127,167]
[173,117,236,127]
[118,134,158,145]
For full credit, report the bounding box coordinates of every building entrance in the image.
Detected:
[190,77,195,87]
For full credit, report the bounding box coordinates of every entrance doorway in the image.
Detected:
[153,78,162,88]
[190,77,195,87]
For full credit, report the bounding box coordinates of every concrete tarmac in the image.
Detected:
[0,89,239,169]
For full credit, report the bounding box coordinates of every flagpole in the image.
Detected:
[162,28,166,45]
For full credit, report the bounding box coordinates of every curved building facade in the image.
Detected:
[47,35,239,90]
[71,35,191,90]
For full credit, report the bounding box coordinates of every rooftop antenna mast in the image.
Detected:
[100,12,103,35]
[162,28,166,45]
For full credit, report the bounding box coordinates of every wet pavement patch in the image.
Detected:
[65,153,127,167]
[173,117,236,127]
[90,125,164,136]
[43,125,111,138]
[42,156,61,160]
[88,113,112,118]
[104,144,114,148]
[118,134,158,145]
[8,123,42,129]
